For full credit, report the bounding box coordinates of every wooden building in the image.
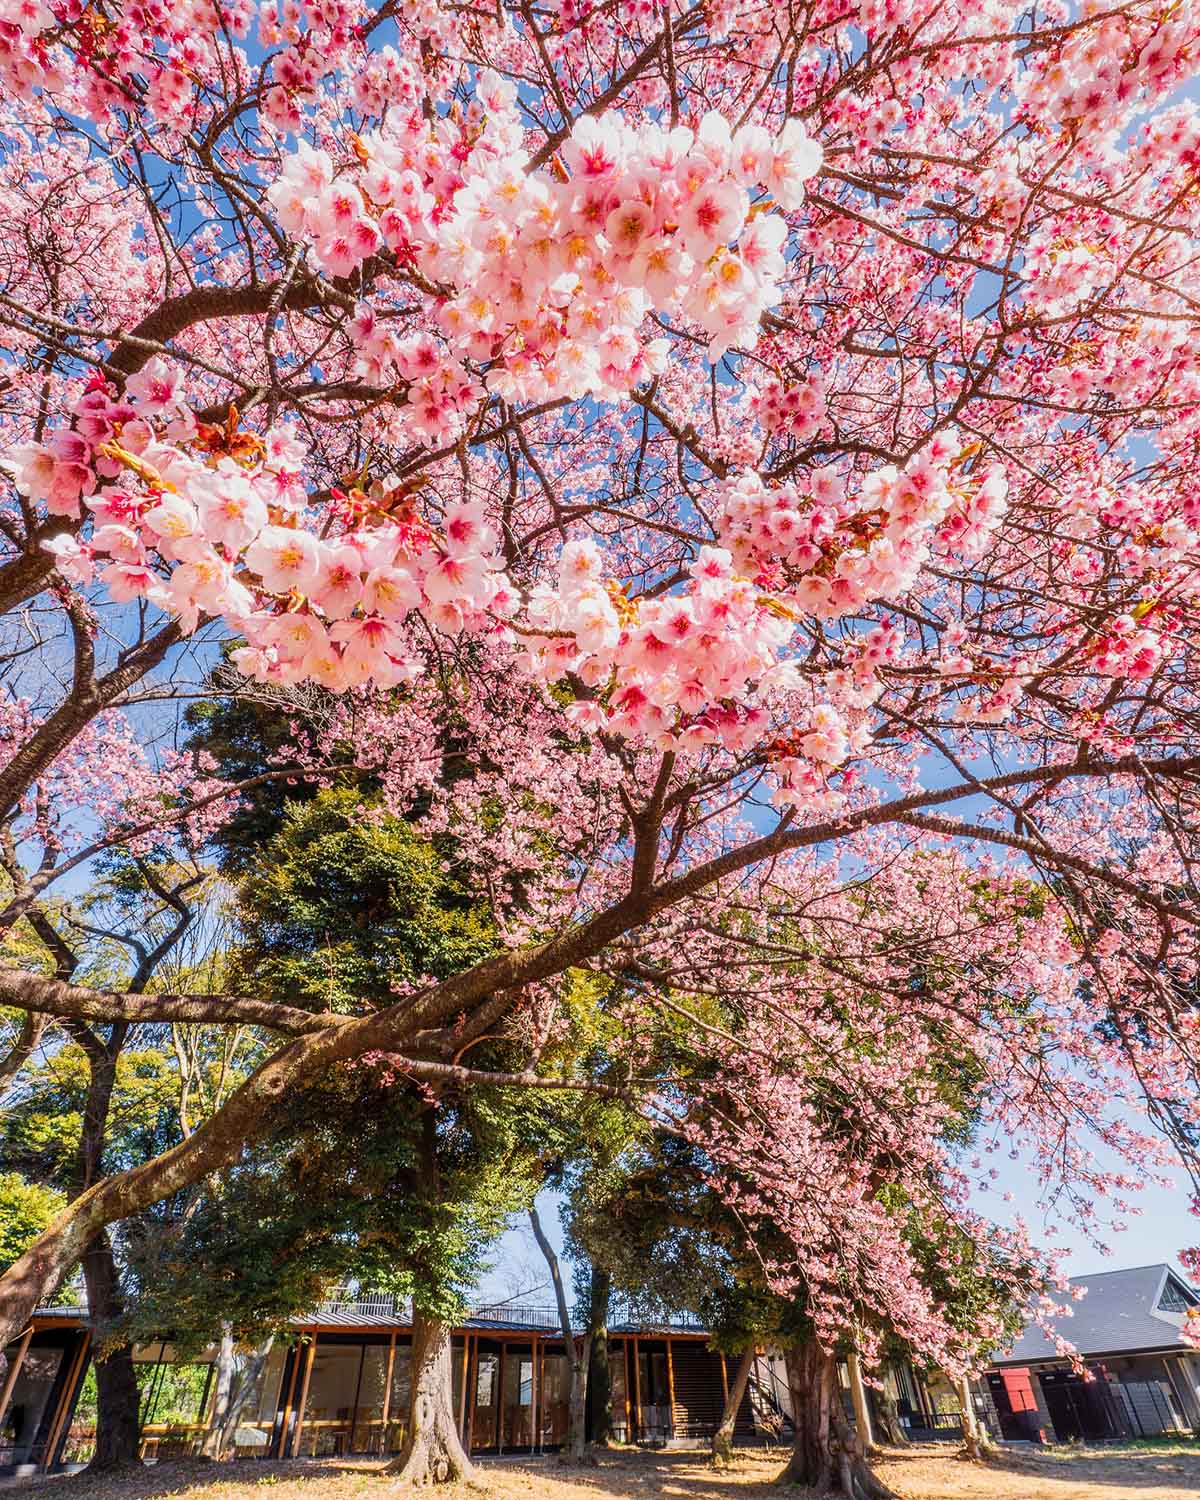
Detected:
[0,1309,91,1472]
[0,1299,772,1471]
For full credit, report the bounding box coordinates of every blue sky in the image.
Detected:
[472,1172,1200,1323]
[973,1149,1197,1281]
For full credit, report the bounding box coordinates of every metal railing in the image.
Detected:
[316,1291,402,1317]
[313,1292,568,1330]
[467,1305,564,1331]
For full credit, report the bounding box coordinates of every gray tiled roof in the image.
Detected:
[993,1263,1198,1364]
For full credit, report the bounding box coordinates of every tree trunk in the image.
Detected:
[564,1332,593,1462]
[956,1375,991,1462]
[81,1235,141,1471]
[0,1012,48,1100]
[712,1346,754,1466]
[586,1267,612,1446]
[384,1312,473,1485]
[777,1338,893,1499]
[529,1204,592,1462]
[873,1388,909,1447]
[217,1336,274,1457]
[201,1326,236,1459]
[846,1350,880,1457]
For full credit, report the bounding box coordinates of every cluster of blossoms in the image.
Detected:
[10,367,1031,806]
[666,853,1108,1374]
[11,361,888,789]
[0,694,230,855]
[267,76,821,438]
[1088,612,1171,683]
[0,0,257,116]
[1021,237,1107,320]
[8,364,517,686]
[751,374,827,440]
[523,539,799,754]
[1015,8,1191,135]
[713,436,1009,619]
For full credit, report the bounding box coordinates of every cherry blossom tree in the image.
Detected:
[2,0,1200,1487]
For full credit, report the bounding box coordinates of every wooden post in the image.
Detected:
[665,1338,677,1438]
[719,1351,729,1403]
[496,1344,505,1455]
[529,1336,538,1452]
[380,1332,397,1453]
[631,1336,641,1445]
[349,1342,366,1452]
[0,1328,34,1429]
[465,1336,476,1453]
[197,1358,215,1427]
[43,1333,90,1469]
[276,1346,302,1458]
[456,1335,469,1441]
[621,1340,631,1442]
[290,1336,317,1457]
[535,1339,544,1454]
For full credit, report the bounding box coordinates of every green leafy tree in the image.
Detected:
[134,783,617,1480]
[0,1172,66,1273]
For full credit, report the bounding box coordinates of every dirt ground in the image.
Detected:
[12,1444,1200,1500]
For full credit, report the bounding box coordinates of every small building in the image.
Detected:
[0,1296,780,1471]
[0,1290,980,1471]
[0,1308,90,1472]
[982,1263,1200,1442]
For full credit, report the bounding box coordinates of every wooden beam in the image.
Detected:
[665,1337,677,1438]
[621,1340,631,1441]
[0,1327,34,1430]
[719,1351,729,1403]
[529,1335,538,1453]
[465,1336,476,1453]
[381,1332,397,1453]
[42,1332,90,1469]
[631,1335,641,1445]
[290,1336,318,1457]
[535,1337,544,1453]
[277,1346,302,1457]
[496,1344,505,1456]
[456,1334,468,1439]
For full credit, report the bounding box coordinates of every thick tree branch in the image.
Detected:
[0,969,342,1036]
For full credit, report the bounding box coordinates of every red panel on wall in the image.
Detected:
[1001,1368,1037,1413]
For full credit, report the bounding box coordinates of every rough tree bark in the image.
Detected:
[585,1267,613,1446]
[67,1015,142,1473]
[0,1012,48,1100]
[778,1338,893,1499]
[80,1233,142,1470]
[846,1349,880,1457]
[711,1345,754,1466]
[529,1203,592,1462]
[201,1326,236,1459]
[383,1311,474,1485]
[956,1374,992,1462]
[200,1332,275,1460]
[873,1388,909,1447]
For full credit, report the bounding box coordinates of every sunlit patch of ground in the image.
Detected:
[11,1440,1200,1500]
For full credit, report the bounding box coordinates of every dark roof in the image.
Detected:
[293,1310,569,1335]
[993,1263,1199,1365]
[609,1321,708,1336]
